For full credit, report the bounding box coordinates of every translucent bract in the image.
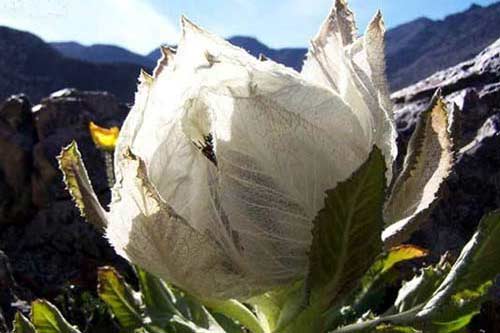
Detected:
[106,0,397,300]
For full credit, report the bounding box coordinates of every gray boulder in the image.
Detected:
[392,38,500,257]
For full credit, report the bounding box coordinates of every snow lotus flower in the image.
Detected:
[105,0,396,300]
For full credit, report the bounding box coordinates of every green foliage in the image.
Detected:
[13,312,36,333]
[50,88,497,333]
[97,267,143,331]
[30,300,81,333]
[308,147,386,308]
[57,141,108,229]
[383,92,453,248]
[416,209,500,332]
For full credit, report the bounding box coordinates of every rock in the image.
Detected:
[392,38,500,257]
[31,89,128,207]
[0,95,36,225]
[0,250,30,331]
[0,89,131,310]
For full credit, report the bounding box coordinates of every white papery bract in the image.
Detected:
[106,0,397,300]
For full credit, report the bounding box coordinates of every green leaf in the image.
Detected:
[170,309,225,333]
[97,266,143,331]
[280,301,323,333]
[57,141,108,229]
[30,300,81,333]
[308,147,386,308]
[417,210,500,331]
[249,286,295,332]
[211,313,245,333]
[201,299,265,333]
[13,312,36,333]
[135,266,180,327]
[383,92,453,248]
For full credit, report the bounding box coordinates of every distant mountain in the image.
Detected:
[385,2,500,90]
[51,42,155,68]
[1,2,499,103]
[146,2,500,91]
[0,27,142,103]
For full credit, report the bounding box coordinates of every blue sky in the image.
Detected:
[1,0,498,55]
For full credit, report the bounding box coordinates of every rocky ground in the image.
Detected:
[0,38,500,331]
[0,89,134,331]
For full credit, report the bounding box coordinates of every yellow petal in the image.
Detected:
[89,121,119,150]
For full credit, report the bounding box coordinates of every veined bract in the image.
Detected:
[105,0,397,300]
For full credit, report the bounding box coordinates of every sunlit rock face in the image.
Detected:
[106,0,397,300]
[392,38,500,259]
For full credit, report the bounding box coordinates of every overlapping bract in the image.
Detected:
[105,0,397,300]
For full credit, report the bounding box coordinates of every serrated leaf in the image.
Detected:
[57,141,108,229]
[417,210,500,331]
[30,300,81,333]
[308,147,386,308]
[135,267,179,327]
[13,312,36,333]
[98,266,143,331]
[383,91,453,248]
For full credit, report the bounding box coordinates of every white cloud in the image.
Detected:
[0,0,178,54]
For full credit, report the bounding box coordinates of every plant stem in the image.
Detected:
[330,304,424,333]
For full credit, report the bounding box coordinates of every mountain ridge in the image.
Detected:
[1,1,499,103]
[49,1,500,91]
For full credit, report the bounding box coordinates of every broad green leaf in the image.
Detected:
[57,141,108,229]
[383,92,453,248]
[274,282,307,332]
[201,299,265,333]
[249,286,295,332]
[308,147,386,308]
[30,300,81,333]
[417,210,500,331]
[135,267,180,327]
[280,301,322,333]
[13,312,36,333]
[98,266,143,331]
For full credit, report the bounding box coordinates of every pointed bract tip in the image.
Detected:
[335,0,349,10]
[368,10,385,32]
[139,68,153,84]
[180,15,203,34]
